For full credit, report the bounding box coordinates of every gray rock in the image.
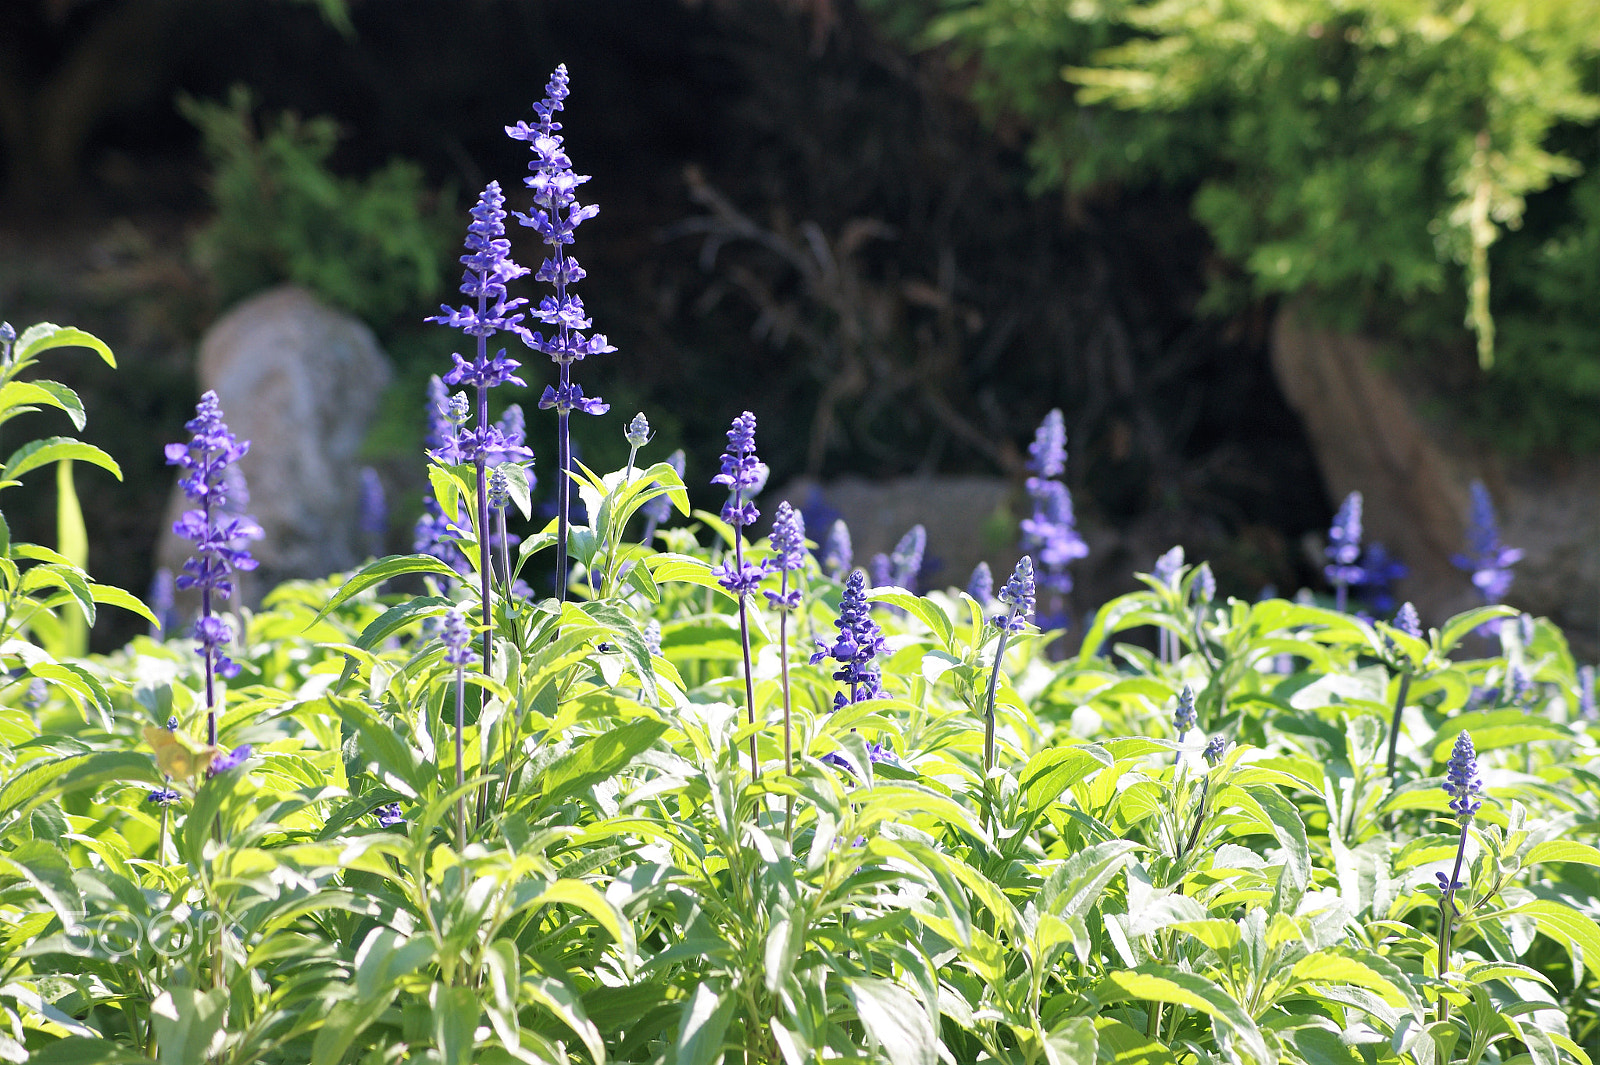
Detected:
[158,284,393,603]
[1271,302,1600,657]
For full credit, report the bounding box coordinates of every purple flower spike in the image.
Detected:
[812,570,886,705]
[429,180,530,347]
[359,467,387,541]
[642,448,684,533]
[821,519,852,579]
[375,802,405,828]
[147,786,181,807]
[441,607,475,667]
[1443,731,1483,820]
[1324,491,1365,592]
[967,561,993,604]
[1154,545,1185,585]
[765,502,806,610]
[538,381,610,416]
[1202,735,1226,767]
[995,556,1036,632]
[1174,685,1197,733]
[166,391,261,742]
[711,411,766,530]
[1453,480,1522,604]
[1395,602,1422,640]
[889,525,926,591]
[1026,408,1067,487]
[1579,664,1596,720]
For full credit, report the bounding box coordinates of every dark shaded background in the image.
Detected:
[0,0,1329,648]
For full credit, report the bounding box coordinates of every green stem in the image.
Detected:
[983,622,1014,776]
[1385,672,1413,779]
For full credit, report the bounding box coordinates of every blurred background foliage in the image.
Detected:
[3,0,1598,645]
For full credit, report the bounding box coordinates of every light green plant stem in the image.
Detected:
[455,664,467,850]
[983,622,1013,776]
[1385,672,1413,779]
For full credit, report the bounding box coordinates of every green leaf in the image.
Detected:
[27,1039,153,1064]
[353,927,434,999]
[870,589,955,649]
[310,554,460,625]
[1096,966,1270,1065]
[524,970,607,1065]
[310,993,397,1065]
[15,323,116,367]
[846,977,936,1065]
[1042,839,1140,920]
[1507,899,1600,982]
[1437,606,1520,654]
[647,553,737,602]
[2,437,121,482]
[151,986,226,1065]
[672,982,733,1065]
[1093,1017,1177,1065]
[431,984,479,1065]
[581,598,658,706]
[537,719,667,811]
[1524,839,1600,869]
[88,583,159,626]
[54,459,88,656]
[0,379,86,430]
[330,697,429,799]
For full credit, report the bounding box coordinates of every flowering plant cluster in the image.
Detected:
[1,66,1592,1065]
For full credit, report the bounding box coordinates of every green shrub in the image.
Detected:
[182,87,456,324]
[871,0,1600,451]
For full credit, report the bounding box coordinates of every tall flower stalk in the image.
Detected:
[1021,410,1086,632]
[1453,480,1522,608]
[1385,602,1423,778]
[766,502,806,778]
[509,64,614,600]
[427,180,532,696]
[984,557,1034,774]
[1437,730,1483,1019]
[165,391,261,745]
[1324,491,1364,612]
[711,412,769,774]
[441,607,476,848]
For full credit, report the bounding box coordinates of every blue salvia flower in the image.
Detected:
[889,524,926,591]
[995,556,1036,632]
[206,743,252,778]
[1395,601,1423,640]
[811,570,886,704]
[1026,408,1067,487]
[429,181,529,389]
[1355,541,1406,612]
[441,607,476,666]
[821,519,852,580]
[1437,730,1483,915]
[488,467,511,511]
[375,803,405,828]
[510,64,615,414]
[0,322,13,364]
[1324,491,1364,609]
[1453,480,1522,604]
[711,412,771,596]
[1517,612,1536,648]
[1202,735,1226,767]
[1193,562,1215,605]
[146,786,181,807]
[1173,685,1197,733]
[643,618,662,657]
[1021,480,1088,589]
[148,566,175,639]
[1505,663,1532,706]
[1579,664,1596,720]
[625,411,652,448]
[1154,545,1185,586]
[359,466,387,549]
[165,391,261,742]
[967,561,993,604]
[1443,731,1484,820]
[764,501,806,611]
[712,411,766,529]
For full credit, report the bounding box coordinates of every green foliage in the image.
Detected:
[181,87,456,324]
[873,0,1600,448]
[2,404,1599,1061]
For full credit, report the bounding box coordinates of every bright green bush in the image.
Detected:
[871,0,1600,449]
[182,87,457,324]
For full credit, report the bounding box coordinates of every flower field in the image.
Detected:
[3,65,1600,1065]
